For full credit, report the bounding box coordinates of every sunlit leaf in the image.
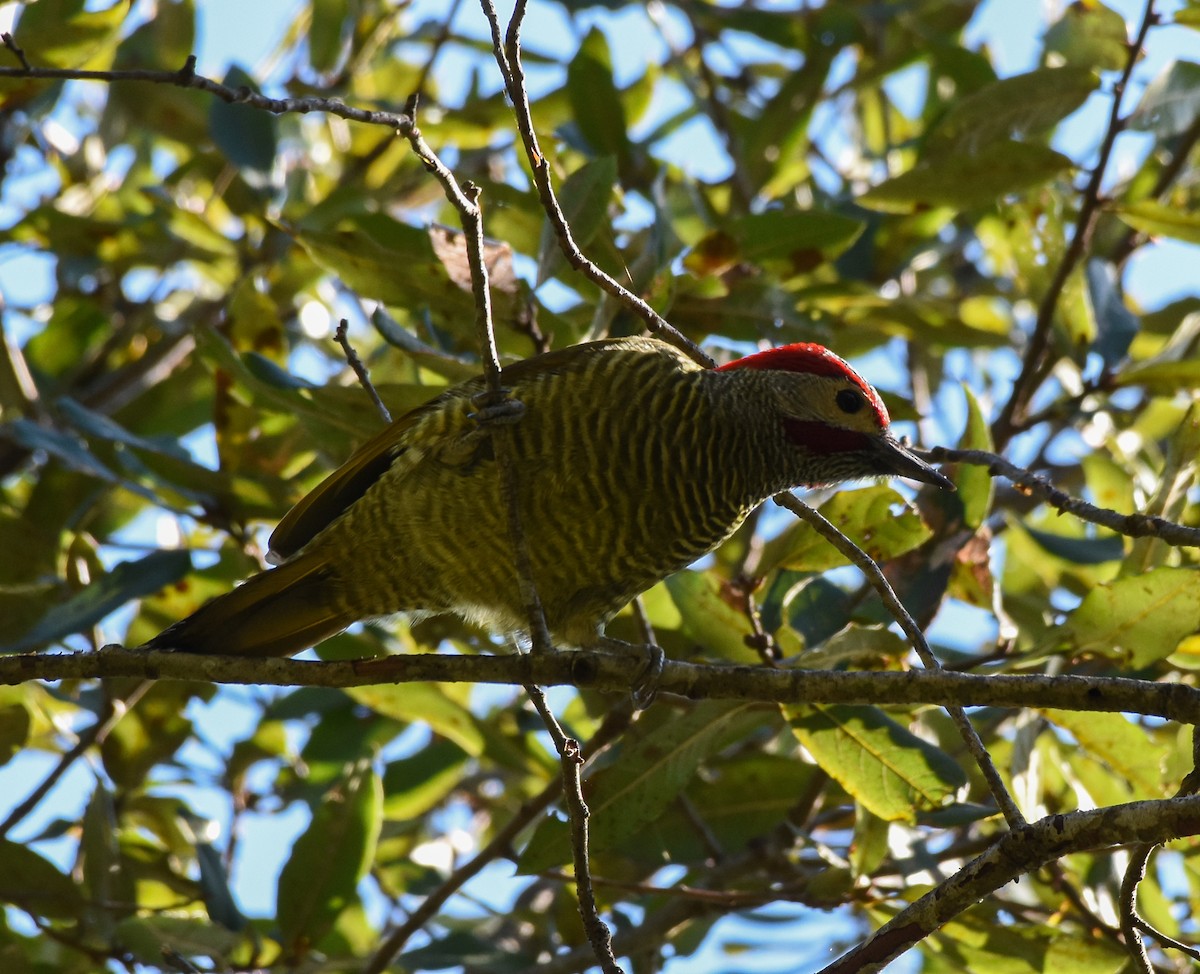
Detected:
[785,704,966,822]
[277,760,382,955]
[1127,59,1200,136]
[1063,567,1200,666]
[861,141,1073,211]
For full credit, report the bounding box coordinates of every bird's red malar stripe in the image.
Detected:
[783,419,872,455]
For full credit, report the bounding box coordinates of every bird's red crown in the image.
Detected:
[716,343,890,427]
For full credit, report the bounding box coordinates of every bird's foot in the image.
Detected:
[596,636,665,710]
[469,389,526,426]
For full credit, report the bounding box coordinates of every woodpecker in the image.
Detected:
[147,337,952,656]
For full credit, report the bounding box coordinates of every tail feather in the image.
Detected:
[145,553,352,657]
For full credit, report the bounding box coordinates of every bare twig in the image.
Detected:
[363,702,634,974]
[925,446,1200,548]
[526,685,623,973]
[333,319,391,423]
[1119,843,1156,974]
[477,0,714,370]
[774,493,1027,830]
[403,82,614,971]
[1,31,30,71]
[0,680,150,839]
[992,0,1158,445]
[0,53,417,131]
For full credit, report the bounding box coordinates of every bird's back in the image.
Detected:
[302,337,761,645]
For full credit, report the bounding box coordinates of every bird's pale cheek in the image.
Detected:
[781,418,872,456]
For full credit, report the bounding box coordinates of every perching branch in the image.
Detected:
[11,646,1200,723]
[925,446,1200,549]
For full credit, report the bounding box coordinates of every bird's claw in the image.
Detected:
[631,644,665,710]
[470,389,526,426]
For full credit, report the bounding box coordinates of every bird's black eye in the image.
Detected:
[836,388,864,414]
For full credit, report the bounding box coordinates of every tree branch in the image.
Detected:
[925,446,1200,548]
[820,793,1200,974]
[10,647,1200,722]
[991,0,1159,445]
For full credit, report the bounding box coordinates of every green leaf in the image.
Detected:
[2,550,192,653]
[1115,358,1200,392]
[729,209,866,264]
[684,754,821,853]
[0,700,30,766]
[1128,60,1200,136]
[566,27,630,163]
[277,759,383,954]
[348,684,486,757]
[517,701,763,872]
[760,487,932,574]
[929,914,1127,973]
[1085,259,1140,368]
[209,66,279,184]
[664,570,760,663]
[1042,710,1168,796]
[1063,566,1200,666]
[310,0,350,73]
[1043,1,1129,70]
[927,67,1099,157]
[1023,525,1125,565]
[861,141,1074,211]
[117,916,243,967]
[778,576,856,649]
[382,740,470,819]
[196,837,247,931]
[955,386,994,530]
[13,0,126,69]
[294,216,477,320]
[1112,200,1200,245]
[0,838,84,918]
[785,704,966,822]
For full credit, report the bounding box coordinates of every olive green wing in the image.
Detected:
[267,340,631,561]
[268,393,456,560]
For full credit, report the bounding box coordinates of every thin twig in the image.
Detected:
[774,493,1027,830]
[0,53,417,131]
[1119,843,1156,974]
[924,446,1200,548]
[1,31,30,71]
[477,0,714,370]
[362,702,633,974]
[992,0,1158,445]
[405,82,614,971]
[0,680,151,839]
[526,685,623,973]
[333,319,391,423]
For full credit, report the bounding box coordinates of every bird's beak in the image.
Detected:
[873,436,955,491]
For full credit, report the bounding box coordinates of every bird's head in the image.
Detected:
[717,344,953,490]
